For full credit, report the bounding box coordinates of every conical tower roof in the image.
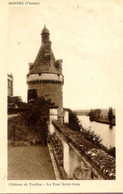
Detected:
[28,26,62,75]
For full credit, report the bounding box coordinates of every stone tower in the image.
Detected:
[27,25,64,121]
[8,74,13,97]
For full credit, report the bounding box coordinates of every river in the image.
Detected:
[78,115,115,148]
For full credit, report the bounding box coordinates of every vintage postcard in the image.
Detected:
[0,0,123,193]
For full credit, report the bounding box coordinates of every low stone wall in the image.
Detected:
[48,120,115,180]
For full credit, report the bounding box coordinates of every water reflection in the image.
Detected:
[78,115,115,148]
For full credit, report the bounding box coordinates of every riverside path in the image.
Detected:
[8,145,55,180]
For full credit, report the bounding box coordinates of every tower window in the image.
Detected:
[28,89,37,102]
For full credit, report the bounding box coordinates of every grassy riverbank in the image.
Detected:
[96,118,115,126]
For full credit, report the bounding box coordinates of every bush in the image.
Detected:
[64,109,115,157]
[8,116,28,141]
[65,109,82,131]
[8,97,53,145]
[88,109,101,121]
[108,147,116,157]
[81,128,102,146]
[22,97,49,126]
[20,97,53,145]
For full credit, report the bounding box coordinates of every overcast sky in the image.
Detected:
[7,0,123,110]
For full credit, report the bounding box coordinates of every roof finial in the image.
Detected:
[41,25,49,35]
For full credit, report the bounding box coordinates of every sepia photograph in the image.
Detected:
[0,0,123,193]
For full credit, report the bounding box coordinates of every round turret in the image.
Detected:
[27,26,64,122]
[41,25,50,43]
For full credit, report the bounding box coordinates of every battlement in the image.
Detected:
[27,73,64,84]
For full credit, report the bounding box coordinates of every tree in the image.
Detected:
[88,109,101,121]
[65,109,81,131]
[108,107,114,125]
[24,97,50,125]
[22,97,53,145]
[96,109,101,120]
[8,96,28,109]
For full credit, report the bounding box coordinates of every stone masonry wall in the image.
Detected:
[28,82,63,120]
[51,120,115,180]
